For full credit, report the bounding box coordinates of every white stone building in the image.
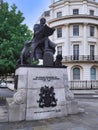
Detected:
[42,0,98,89]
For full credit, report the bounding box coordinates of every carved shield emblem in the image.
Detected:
[37,85,57,108]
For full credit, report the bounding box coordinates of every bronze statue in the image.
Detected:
[54,54,63,66]
[19,18,59,66]
[17,41,31,65]
[30,18,56,65]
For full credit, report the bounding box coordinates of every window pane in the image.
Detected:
[90,10,94,15]
[57,12,62,18]
[90,45,94,60]
[57,28,62,38]
[91,67,96,80]
[90,26,94,36]
[73,9,79,15]
[57,46,62,55]
[90,45,94,55]
[73,68,80,80]
[73,25,79,36]
[73,45,79,60]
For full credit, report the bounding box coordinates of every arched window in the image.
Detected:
[91,67,96,80]
[73,67,80,80]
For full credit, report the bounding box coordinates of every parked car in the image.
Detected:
[0,77,14,90]
[0,80,7,88]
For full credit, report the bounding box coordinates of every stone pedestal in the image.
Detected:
[7,66,82,121]
[8,102,26,122]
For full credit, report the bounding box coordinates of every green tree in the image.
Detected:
[0,1,33,75]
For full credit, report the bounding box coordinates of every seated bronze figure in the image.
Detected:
[30,18,56,65]
[18,18,63,66]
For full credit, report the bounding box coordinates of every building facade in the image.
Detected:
[43,0,98,89]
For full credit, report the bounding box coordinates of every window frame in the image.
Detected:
[73,9,79,15]
[57,46,62,55]
[57,27,62,38]
[73,67,80,80]
[90,26,94,37]
[73,44,79,60]
[57,11,62,18]
[90,45,95,60]
[73,25,79,36]
[89,10,94,16]
[91,67,96,80]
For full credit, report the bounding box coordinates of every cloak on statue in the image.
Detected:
[31,24,56,60]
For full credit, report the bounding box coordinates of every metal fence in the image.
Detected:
[69,80,98,90]
[63,55,98,62]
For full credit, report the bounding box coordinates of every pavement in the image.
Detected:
[72,89,98,99]
[0,98,98,130]
[0,89,98,130]
[72,89,98,94]
[0,88,14,97]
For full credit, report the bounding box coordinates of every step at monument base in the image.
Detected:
[0,106,8,122]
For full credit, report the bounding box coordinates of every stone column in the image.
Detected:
[63,24,69,56]
[65,1,69,15]
[83,23,88,55]
[97,26,98,55]
[83,0,87,14]
[50,0,55,19]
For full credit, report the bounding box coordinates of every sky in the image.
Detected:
[3,0,98,31]
[4,0,51,30]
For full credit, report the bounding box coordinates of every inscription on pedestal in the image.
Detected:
[33,76,60,81]
[34,109,61,114]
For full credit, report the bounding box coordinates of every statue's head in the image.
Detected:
[40,17,46,25]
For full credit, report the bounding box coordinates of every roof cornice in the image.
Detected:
[49,0,98,8]
[48,14,98,25]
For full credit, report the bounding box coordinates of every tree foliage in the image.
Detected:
[0,1,33,75]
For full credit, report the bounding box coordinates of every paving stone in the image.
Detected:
[71,127,88,130]
[14,128,34,130]
[34,126,52,130]
[50,122,74,130]
[0,99,98,130]
[0,106,8,122]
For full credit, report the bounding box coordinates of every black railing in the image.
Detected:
[69,80,98,90]
[63,55,98,62]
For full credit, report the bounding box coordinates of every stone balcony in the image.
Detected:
[62,55,98,63]
[69,80,98,90]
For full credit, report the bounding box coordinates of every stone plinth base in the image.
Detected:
[7,98,26,122]
[7,66,83,121]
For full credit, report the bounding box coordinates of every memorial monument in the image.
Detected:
[7,18,83,122]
